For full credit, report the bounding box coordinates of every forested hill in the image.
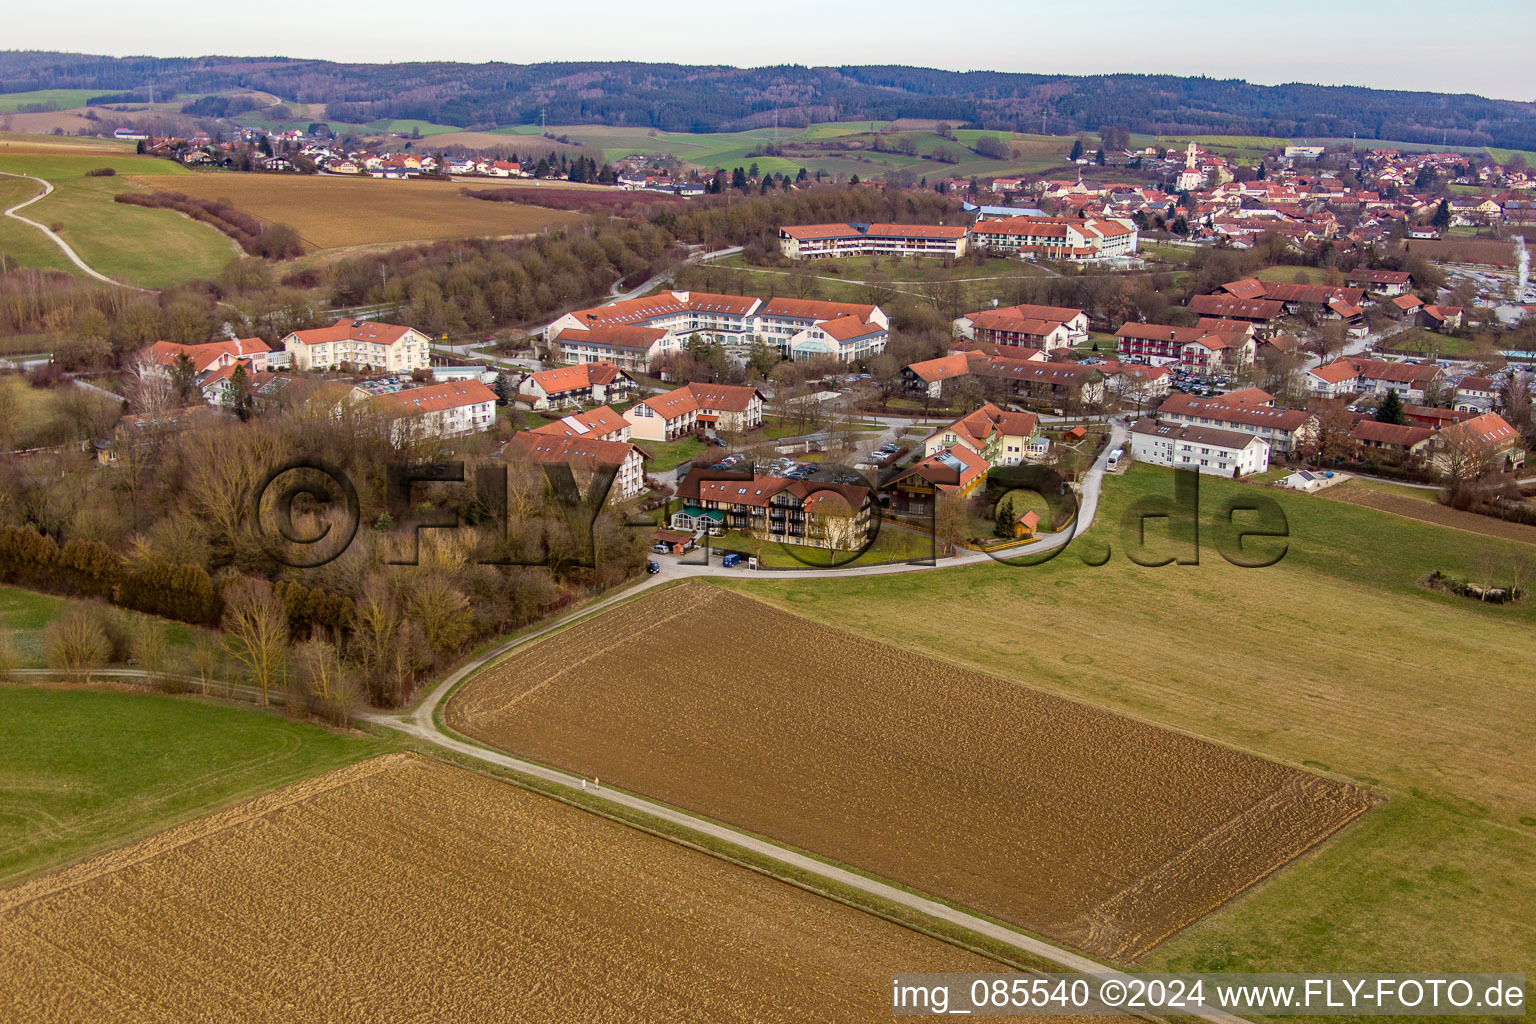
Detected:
[5,51,1535,150]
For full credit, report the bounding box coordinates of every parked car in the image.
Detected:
[646,560,661,574]
[651,542,670,554]
[722,553,742,568]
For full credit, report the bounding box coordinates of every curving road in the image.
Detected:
[349,417,1269,1024]
[0,172,148,290]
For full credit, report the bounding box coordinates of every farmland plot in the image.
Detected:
[128,173,580,250]
[0,753,1063,1023]
[447,583,1375,961]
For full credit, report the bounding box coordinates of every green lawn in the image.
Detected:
[0,686,391,885]
[718,464,1535,985]
[0,152,237,288]
[637,435,707,471]
[1138,241,1197,265]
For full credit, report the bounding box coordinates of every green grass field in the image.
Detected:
[0,686,391,885]
[719,464,1536,980]
[0,176,74,274]
[1379,329,1478,357]
[0,152,237,288]
[0,90,106,114]
[1254,264,1330,284]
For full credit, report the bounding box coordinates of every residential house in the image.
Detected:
[137,337,271,377]
[525,405,632,442]
[1347,268,1412,296]
[1349,420,1436,463]
[1306,361,1363,398]
[1432,412,1526,472]
[1453,376,1498,412]
[1349,358,1443,403]
[1185,294,1285,324]
[757,298,889,355]
[518,361,638,410]
[883,446,992,513]
[921,404,1040,466]
[1421,305,1464,332]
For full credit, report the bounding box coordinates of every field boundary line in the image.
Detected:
[0,754,412,914]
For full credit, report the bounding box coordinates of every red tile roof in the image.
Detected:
[288,319,416,347]
[371,380,496,417]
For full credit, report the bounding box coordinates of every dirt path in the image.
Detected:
[0,171,149,290]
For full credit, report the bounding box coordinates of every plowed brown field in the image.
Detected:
[0,753,1057,1023]
[447,583,1376,960]
[127,173,579,250]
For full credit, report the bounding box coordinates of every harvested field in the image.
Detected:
[446,583,1375,961]
[1322,480,1536,545]
[126,173,580,250]
[0,753,1056,1023]
[1396,236,1518,266]
[465,183,686,214]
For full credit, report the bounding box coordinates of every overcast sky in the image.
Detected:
[12,0,1536,102]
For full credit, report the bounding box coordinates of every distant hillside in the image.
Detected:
[4,51,1535,151]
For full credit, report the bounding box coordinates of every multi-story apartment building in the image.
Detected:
[970,215,1137,261]
[359,379,498,446]
[670,474,874,550]
[552,324,677,372]
[283,319,431,373]
[508,433,650,501]
[1130,419,1271,477]
[778,222,969,260]
[624,382,765,441]
[1115,322,1255,371]
[1154,394,1317,453]
[955,303,1089,346]
[547,292,889,361]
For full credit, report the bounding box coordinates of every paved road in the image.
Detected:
[0,172,149,290]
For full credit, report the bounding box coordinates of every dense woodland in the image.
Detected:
[4,52,1535,149]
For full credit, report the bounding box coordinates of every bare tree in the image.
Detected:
[131,620,170,692]
[192,630,220,696]
[223,578,289,704]
[0,614,20,681]
[43,608,111,683]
